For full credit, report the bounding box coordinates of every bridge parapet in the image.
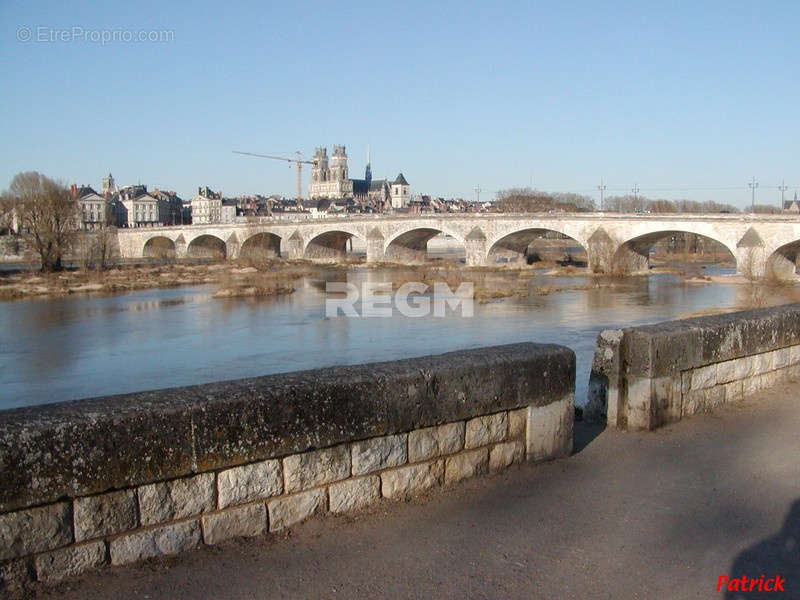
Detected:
[586,304,800,429]
[0,343,574,589]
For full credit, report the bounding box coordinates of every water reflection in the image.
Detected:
[0,268,797,410]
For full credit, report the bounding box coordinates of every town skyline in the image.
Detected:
[2,2,799,207]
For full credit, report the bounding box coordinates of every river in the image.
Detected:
[1,266,797,411]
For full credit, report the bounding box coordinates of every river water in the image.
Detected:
[1,266,797,411]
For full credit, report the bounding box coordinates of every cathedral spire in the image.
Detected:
[365,145,372,184]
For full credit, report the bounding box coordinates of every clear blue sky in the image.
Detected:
[1,1,798,208]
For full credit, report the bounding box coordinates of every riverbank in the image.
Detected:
[0,262,315,300]
[0,258,601,302]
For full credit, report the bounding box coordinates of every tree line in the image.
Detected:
[494,188,596,212]
[494,188,782,214]
[602,194,781,214]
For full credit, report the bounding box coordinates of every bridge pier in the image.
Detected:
[764,246,799,281]
[366,228,385,263]
[226,233,240,260]
[174,234,187,259]
[286,230,304,260]
[465,228,488,267]
[613,244,650,275]
[736,247,768,280]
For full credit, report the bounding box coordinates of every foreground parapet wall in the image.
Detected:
[0,343,574,590]
[586,304,800,430]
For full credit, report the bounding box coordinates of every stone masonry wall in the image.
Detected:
[585,304,800,430]
[0,343,574,592]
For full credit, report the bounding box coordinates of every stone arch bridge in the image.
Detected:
[116,213,800,278]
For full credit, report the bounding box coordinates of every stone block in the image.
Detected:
[758,370,780,388]
[407,422,464,462]
[328,476,380,514]
[652,376,682,425]
[489,441,525,472]
[774,347,791,370]
[703,386,726,410]
[508,409,527,440]
[445,448,488,483]
[380,460,444,500]
[625,377,652,430]
[268,488,326,532]
[682,389,706,416]
[0,558,31,596]
[201,503,266,545]
[110,520,201,566]
[217,460,282,509]
[74,489,138,542]
[731,357,754,381]
[351,434,407,476]
[689,365,716,390]
[754,351,775,374]
[283,445,350,493]
[139,472,215,526]
[681,372,691,396]
[789,344,800,365]
[715,359,737,384]
[465,412,507,449]
[742,374,760,397]
[34,541,106,583]
[778,367,793,383]
[723,380,743,403]
[0,503,72,561]
[527,395,573,460]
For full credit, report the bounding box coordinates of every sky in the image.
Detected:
[1,1,798,208]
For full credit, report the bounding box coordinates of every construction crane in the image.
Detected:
[232,150,316,203]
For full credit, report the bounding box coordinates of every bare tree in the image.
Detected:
[78,222,118,271]
[1,172,77,271]
[604,195,739,214]
[752,204,781,214]
[495,188,595,213]
[0,197,14,234]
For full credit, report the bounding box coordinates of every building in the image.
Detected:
[150,189,185,226]
[390,173,411,209]
[101,173,117,198]
[71,185,107,230]
[117,185,168,228]
[309,146,354,200]
[191,186,222,224]
[351,150,391,210]
[221,199,238,223]
[308,145,408,212]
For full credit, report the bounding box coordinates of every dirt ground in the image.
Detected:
[0,261,316,300]
[34,381,800,599]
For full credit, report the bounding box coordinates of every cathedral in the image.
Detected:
[308,145,410,209]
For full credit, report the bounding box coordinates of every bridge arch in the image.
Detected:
[186,234,227,260]
[142,236,176,259]
[612,230,737,274]
[304,229,365,260]
[384,227,466,263]
[766,239,800,280]
[240,231,282,260]
[487,228,588,266]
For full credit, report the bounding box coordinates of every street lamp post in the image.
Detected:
[748,177,758,213]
